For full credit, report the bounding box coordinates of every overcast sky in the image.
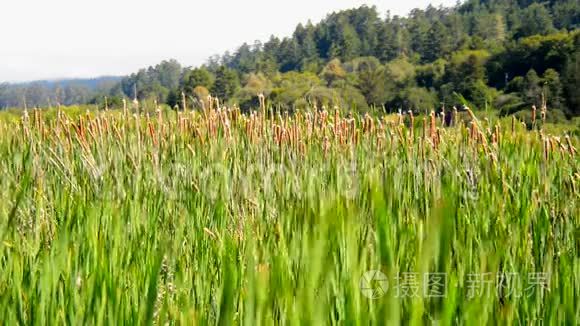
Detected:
[0,0,458,82]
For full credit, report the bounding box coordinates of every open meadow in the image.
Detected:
[0,101,578,324]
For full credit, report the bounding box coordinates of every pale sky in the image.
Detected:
[0,0,458,82]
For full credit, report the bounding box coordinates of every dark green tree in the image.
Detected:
[182,68,214,95]
[542,68,564,110]
[328,17,362,61]
[211,66,240,101]
[516,3,556,38]
[352,57,387,105]
[424,21,452,62]
[563,36,580,115]
[522,69,542,106]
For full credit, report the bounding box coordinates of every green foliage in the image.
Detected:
[552,0,580,30]
[416,59,447,89]
[333,81,369,112]
[385,57,417,87]
[320,59,347,86]
[424,21,452,62]
[121,59,182,103]
[563,34,580,115]
[211,66,240,102]
[542,68,565,111]
[494,93,526,115]
[182,67,214,95]
[443,50,493,108]
[305,85,339,109]
[393,86,439,111]
[473,13,506,44]
[270,72,322,110]
[350,57,388,106]
[515,3,556,38]
[522,69,542,107]
[237,73,272,111]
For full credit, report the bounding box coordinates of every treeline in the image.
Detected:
[2,0,579,118]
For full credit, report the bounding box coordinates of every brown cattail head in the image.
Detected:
[78,116,86,142]
[532,105,537,125]
[543,136,549,161]
[21,109,30,136]
[565,135,576,156]
[465,106,476,121]
[122,98,128,117]
[181,92,187,112]
[207,95,213,111]
[148,121,157,146]
[132,97,139,114]
[430,110,436,140]
[33,107,41,131]
[258,93,265,113]
[363,113,370,133]
[541,106,546,124]
[549,136,556,154]
[469,121,477,142]
[408,110,415,140]
[334,108,340,137]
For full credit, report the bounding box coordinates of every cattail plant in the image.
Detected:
[122,98,128,118]
[182,92,187,113]
[148,115,157,147]
[541,105,546,124]
[565,135,576,156]
[543,136,550,161]
[21,108,30,138]
[0,99,577,325]
[429,110,436,141]
[465,106,476,122]
[493,123,501,145]
[403,112,413,146]
[397,110,403,126]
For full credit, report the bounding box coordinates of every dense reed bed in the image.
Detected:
[0,100,578,324]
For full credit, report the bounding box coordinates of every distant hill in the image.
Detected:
[0,76,122,108]
[15,76,123,89]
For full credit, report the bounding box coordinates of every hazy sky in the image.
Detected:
[0,0,458,82]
